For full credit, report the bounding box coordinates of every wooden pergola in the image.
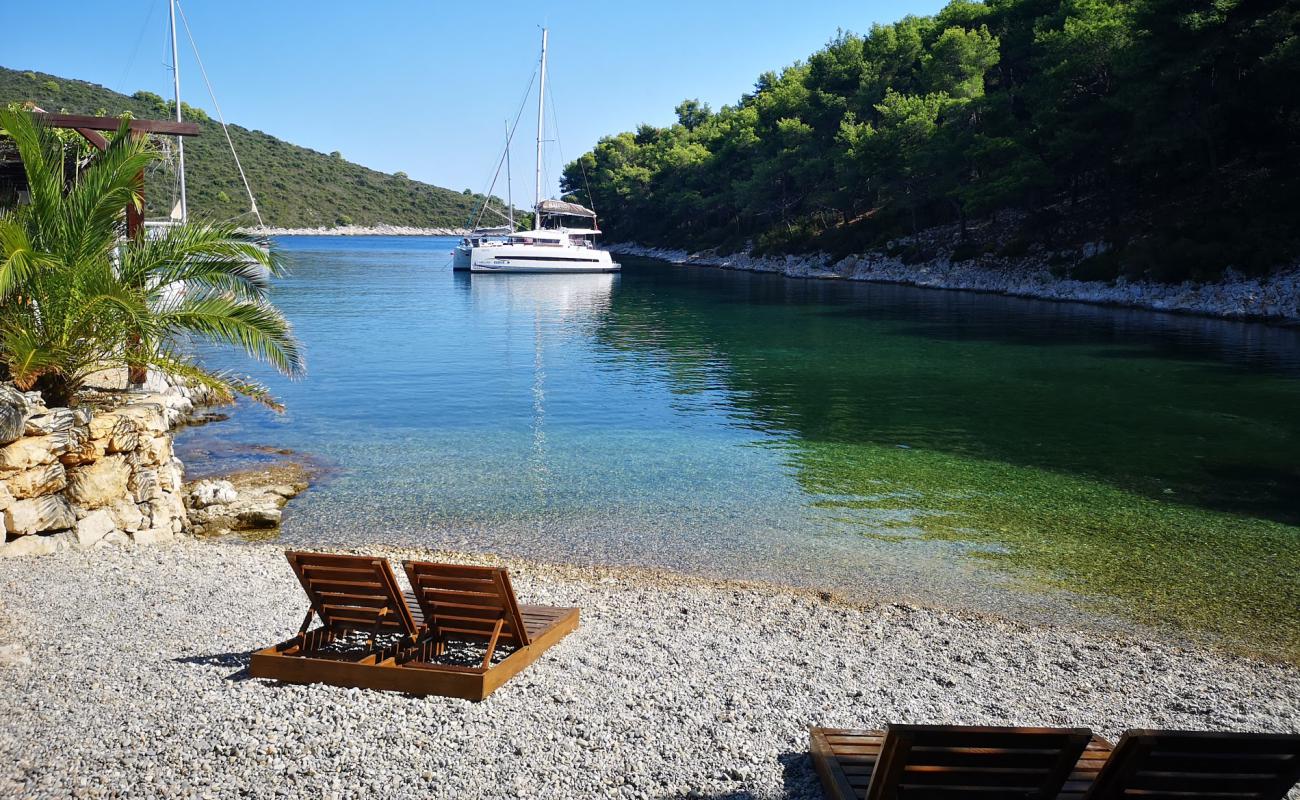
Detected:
[31,111,201,237]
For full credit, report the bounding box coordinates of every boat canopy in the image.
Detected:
[536,199,597,218]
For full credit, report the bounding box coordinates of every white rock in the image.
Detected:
[5,462,67,499]
[101,530,129,547]
[237,506,281,528]
[188,480,238,508]
[75,509,117,548]
[65,455,130,509]
[129,467,161,503]
[0,436,63,471]
[23,408,80,436]
[0,530,73,557]
[132,527,174,546]
[108,498,144,533]
[4,496,75,535]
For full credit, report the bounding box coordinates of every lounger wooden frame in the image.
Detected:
[811,726,1300,800]
[250,552,579,701]
[1082,729,1300,800]
[810,724,1099,800]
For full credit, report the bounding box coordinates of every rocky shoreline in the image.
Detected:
[0,540,1297,798]
[246,224,467,237]
[609,239,1300,323]
[0,370,312,558]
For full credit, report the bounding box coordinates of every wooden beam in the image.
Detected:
[32,112,200,137]
[74,128,109,151]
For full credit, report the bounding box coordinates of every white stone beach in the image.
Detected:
[1,541,1297,799]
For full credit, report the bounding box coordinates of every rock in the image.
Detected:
[264,484,305,498]
[0,386,28,445]
[188,480,238,508]
[101,530,129,547]
[236,506,281,528]
[0,534,57,557]
[106,404,168,435]
[159,460,183,493]
[137,434,172,467]
[65,455,130,509]
[23,408,87,437]
[75,509,117,548]
[0,436,64,471]
[5,462,67,499]
[58,435,106,467]
[0,483,14,512]
[128,467,161,503]
[108,499,144,533]
[106,421,139,454]
[147,493,187,534]
[4,496,75,535]
[132,527,174,546]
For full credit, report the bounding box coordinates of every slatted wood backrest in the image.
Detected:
[286,551,418,640]
[402,561,531,647]
[865,724,1093,800]
[1083,730,1300,800]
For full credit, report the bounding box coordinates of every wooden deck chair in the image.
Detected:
[281,550,419,652]
[810,724,1095,800]
[401,560,576,671]
[251,552,578,700]
[1080,729,1300,800]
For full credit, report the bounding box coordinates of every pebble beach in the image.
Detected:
[2,540,1297,799]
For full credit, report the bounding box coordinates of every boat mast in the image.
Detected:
[534,27,547,231]
[506,120,514,230]
[169,0,187,223]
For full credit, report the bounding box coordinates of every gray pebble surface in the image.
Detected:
[1,540,1297,799]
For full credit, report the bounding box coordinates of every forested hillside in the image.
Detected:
[566,0,1300,282]
[0,66,485,228]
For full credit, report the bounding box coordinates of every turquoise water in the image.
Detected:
[178,236,1300,659]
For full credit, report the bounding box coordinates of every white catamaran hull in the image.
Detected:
[470,245,620,273]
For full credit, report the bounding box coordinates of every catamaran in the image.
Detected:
[455,29,620,274]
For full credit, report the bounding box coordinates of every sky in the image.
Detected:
[5,0,946,200]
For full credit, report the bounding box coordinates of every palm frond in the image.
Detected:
[0,215,55,299]
[120,222,278,302]
[155,292,305,378]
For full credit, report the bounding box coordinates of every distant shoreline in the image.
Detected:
[245,225,467,237]
[610,240,1300,324]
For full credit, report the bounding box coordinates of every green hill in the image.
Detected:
[0,65,484,228]
[568,0,1300,282]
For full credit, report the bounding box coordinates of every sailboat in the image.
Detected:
[142,0,265,238]
[465,29,620,274]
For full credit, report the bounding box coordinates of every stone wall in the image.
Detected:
[0,385,197,557]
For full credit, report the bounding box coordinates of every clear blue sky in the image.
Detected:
[6,0,945,199]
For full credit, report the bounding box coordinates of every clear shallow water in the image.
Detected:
[178,236,1300,660]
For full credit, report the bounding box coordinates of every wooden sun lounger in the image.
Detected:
[398,559,580,698]
[810,724,1095,800]
[1081,729,1300,800]
[250,552,579,701]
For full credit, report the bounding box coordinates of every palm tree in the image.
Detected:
[0,109,303,408]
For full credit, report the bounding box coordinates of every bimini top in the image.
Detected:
[506,227,602,242]
[536,199,597,218]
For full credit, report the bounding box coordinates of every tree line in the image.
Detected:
[564,0,1300,282]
